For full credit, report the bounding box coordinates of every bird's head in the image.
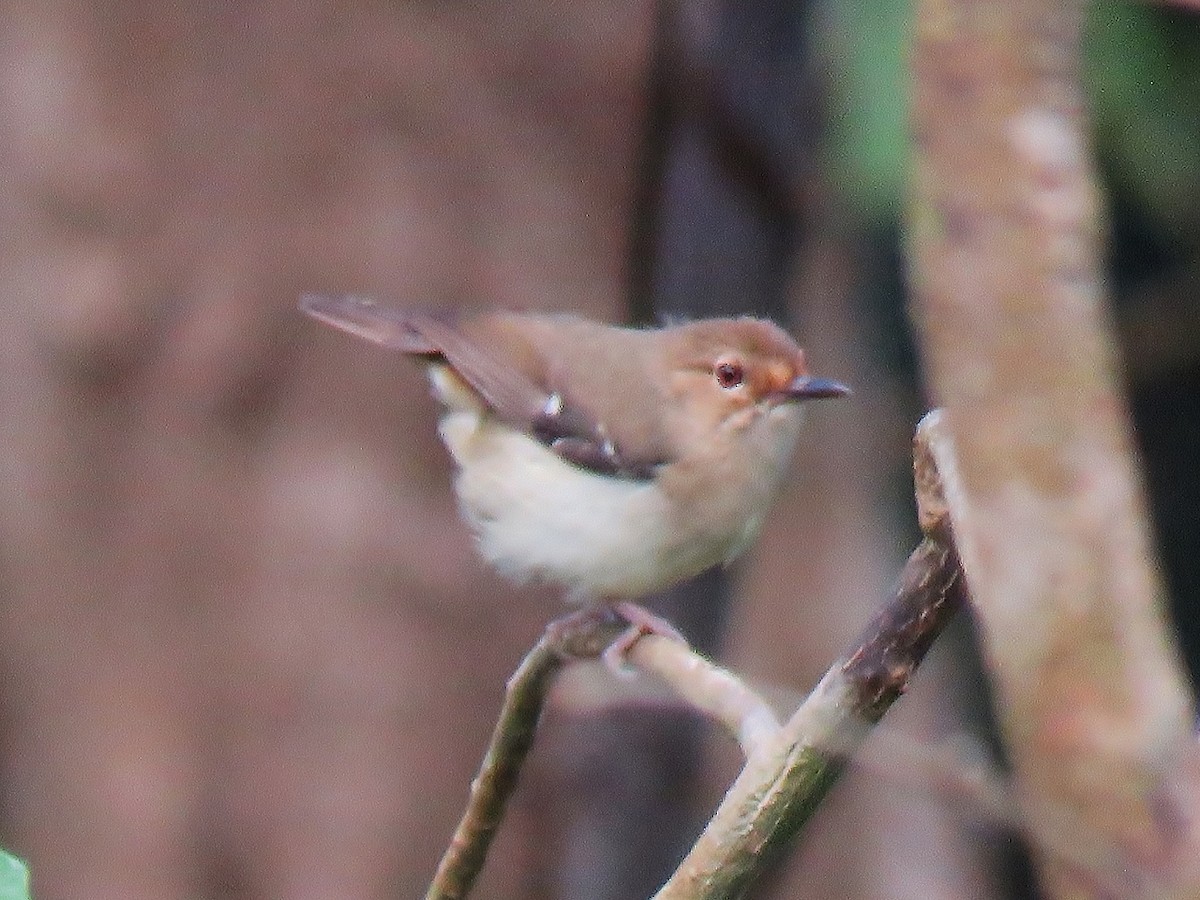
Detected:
[663,317,850,442]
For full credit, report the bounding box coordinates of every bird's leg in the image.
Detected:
[601,601,689,675]
[613,601,687,643]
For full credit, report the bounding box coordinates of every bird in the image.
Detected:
[301,295,849,647]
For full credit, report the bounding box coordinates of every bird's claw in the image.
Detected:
[601,602,689,677]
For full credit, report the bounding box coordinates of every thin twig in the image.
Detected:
[627,634,781,757]
[424,606,628,900]
[424,604,783,899]
[854,728,1016,829]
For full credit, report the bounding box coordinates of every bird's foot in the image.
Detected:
[601,601,689,676]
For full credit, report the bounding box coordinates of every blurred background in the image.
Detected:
[0,1,1197,898]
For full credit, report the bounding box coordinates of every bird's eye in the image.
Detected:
[714,361,744,389]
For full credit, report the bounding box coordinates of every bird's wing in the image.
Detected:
[300,294,442,353]
[300,295,663,480]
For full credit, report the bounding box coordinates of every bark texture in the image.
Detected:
[908,0,1200,896]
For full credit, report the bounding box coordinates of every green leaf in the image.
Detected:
[0,851,30,900]
[824,0,911,224]
[1084,2,1200,243]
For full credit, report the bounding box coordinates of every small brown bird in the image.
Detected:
[302,296,848,630]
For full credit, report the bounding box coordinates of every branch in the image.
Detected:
[652,412,965,899]
[908,0,1200,895]
[626,634,781,757]
[425,607,784,899]
[424,606,628,900]
[427,413,969,900]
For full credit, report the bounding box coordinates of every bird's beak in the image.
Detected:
[775,375,852,403]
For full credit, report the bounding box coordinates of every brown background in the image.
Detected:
[0,3,998,898]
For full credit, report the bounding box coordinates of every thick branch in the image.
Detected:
[908,0,1200,896]
[653,413,965,899]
